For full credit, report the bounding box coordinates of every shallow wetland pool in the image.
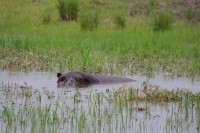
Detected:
[0,71,200,133]
[0,0,200,132]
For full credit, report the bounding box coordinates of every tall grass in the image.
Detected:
[147,0,160,11]
[80,10,98,31]
[113,14,126,28]
[57,0,78,21]
[0,23,200,77]
[153,11,173,32]
[185,7,193,21]
[42,10,51,24]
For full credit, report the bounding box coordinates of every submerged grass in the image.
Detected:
[0,83,200,132]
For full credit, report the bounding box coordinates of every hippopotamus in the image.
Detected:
[57,71,135,88]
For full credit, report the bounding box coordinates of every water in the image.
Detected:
[0,71,199,133]
[0,71,199,92]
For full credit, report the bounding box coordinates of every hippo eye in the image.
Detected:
[57,77,67,84]
[60,77,67,81]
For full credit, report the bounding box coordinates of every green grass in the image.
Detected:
[57,0,79,21]
[0,0,200,78]
[113,14,126,28]
[0,23,199,77]
[153,11,174,32]
[42,9,52,24]
[80,10,99,31]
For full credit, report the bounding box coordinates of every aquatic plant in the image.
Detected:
[0,83,200,132]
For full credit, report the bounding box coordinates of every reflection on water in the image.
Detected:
[0,71,57,89]
[0,71,199,133]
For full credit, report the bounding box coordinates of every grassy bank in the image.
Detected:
[0,0,200,78]
[1,23,199,77]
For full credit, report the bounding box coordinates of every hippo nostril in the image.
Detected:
[67,81,73,87]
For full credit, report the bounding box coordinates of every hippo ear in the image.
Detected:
[57,73,62,78]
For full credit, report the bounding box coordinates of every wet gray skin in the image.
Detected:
[57,71,135,88]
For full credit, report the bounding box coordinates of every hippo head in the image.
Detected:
[57,72,94,88]
[57,73,76,87]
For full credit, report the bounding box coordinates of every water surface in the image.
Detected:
[0,71,199,92]
[0,71,199,133]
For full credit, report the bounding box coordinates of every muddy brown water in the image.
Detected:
[0,71,200,133]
